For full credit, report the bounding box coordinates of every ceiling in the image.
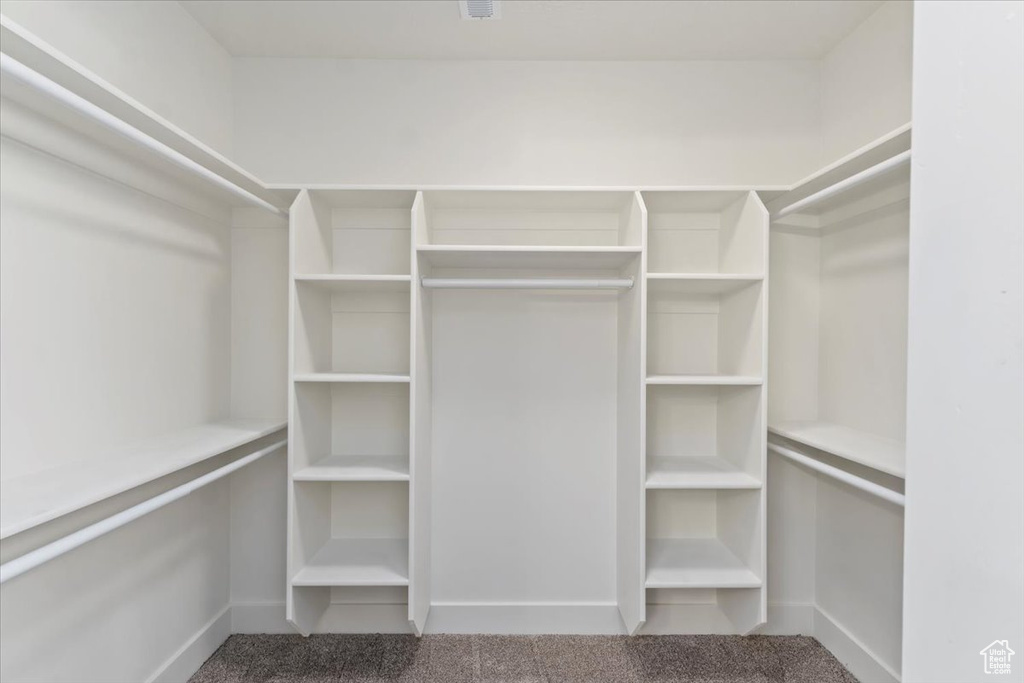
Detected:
[179,0,883,61]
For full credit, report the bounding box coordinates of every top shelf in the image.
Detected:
[0,16,292,214]
[768,420,905,479]
[0,418,288,539]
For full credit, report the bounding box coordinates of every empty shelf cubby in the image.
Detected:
[646,384,763,489]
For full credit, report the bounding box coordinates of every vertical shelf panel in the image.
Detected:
[409,191,432,635]
[616,191,647,635]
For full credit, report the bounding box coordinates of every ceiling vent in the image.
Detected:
[459,0,502,20]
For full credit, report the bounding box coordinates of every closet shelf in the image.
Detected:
[646,274,764,295]
[646,457,761,490]
[416,245,642,269]
[646,539,762,589]
[294,274,412,292]
[293,456,409,482]
[292,538,409,587]
[293,373,411,383]
[0,418,287,539]
[768,420,905,479]
[646,375,763,386]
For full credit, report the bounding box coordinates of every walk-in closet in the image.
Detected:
[1,2,1021,683]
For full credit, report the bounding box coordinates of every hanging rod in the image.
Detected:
[0,438,286,585]
[421,277,634,290]
[768,442,905,507]
[774,150,912,219]
[0,52,286,216]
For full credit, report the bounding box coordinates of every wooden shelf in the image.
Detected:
[293,456,409,482]
[769,420,905,478]
[646,274,763,295]
[292,538,409,587]
[646,539,762,589]
[293,373,410,383]
[646,457,761,490]
[0,418,287,539]
[417,245,642,269]
[646,375,762,386]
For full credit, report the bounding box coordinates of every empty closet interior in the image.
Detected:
[0,2,932,683]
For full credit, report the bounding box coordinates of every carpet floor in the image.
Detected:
[189,634,858,683]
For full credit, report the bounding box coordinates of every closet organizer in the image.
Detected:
[287,189,768,636]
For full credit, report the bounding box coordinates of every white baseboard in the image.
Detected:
[758,602,815,635]
[148,605,231,683]
[231,602,294,634]
[814,606,901,683]
[426,602,625,634]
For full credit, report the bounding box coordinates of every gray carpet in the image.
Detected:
[189,634,858,682]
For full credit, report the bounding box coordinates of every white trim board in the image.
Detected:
[148,605,231,683]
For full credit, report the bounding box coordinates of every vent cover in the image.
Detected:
[459,0,502,20]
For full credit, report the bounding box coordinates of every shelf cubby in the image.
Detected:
[292,382,409,480]
[294,277,410,376]
[291,481,409,587]
[418,190,639,247]
[641,191,765,275]
[646,385,763,489]
[645,489,762,589]
[293,189,416,276]
[646,278,763,382]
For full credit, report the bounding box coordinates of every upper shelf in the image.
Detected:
[417,245,642,270]
[0,15,292,214]
[0,418,287,539]
[764,124,912,228]
[768,420,905,479]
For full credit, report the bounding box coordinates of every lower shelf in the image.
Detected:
[646,539,761,589]
[292,538,409,587]
[768,420,905,478]
[646,457,761,489]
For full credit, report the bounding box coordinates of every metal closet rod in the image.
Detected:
[0,438,287,585]
[421,277,634,290]
[0,52,286,216]
[768,442,905,507]
[774,150,912,219]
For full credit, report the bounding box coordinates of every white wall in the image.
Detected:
[820,1,913,161]
[232,58,821,186]
[903,2,1024,681]
[0,0,234,155]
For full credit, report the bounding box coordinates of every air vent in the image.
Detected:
[459,0,502,20]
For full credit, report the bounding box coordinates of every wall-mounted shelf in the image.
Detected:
[647,274,763,295]
[417,245,642,270]
[0,418,287,539]
[769,420,905,479]
[293,373,410,383]
[646,375,762,386]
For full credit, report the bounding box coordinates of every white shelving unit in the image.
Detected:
[288,187,768,637]
[288,189,418,635]
[640,190,768,634]
[766,125,911,479]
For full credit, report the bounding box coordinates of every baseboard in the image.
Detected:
[426,602,625,634]
[231,601,294,634]
[814,606,901,683]
[758,602,815,635]
[147,605,231,683]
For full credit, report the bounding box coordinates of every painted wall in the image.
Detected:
[903,2,1024,681]
[0,0,234,155]
[819,1,913,162]
[232,58,822,186]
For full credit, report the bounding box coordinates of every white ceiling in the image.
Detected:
[180,0,883,61]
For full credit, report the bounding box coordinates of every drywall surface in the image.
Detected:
[0,0,234,155]
[232,58,821,186]
[903,2,1024,681]
[819,1,913,162]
